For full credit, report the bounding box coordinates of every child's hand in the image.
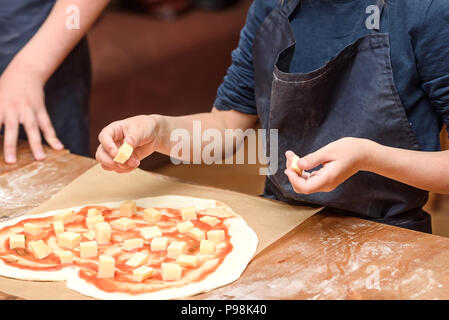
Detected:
[96,115,160,173]
[284,137,371,194]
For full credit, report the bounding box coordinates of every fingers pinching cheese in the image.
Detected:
[114,141,133,164]
[161,263,182,281]
[291,154,303,175]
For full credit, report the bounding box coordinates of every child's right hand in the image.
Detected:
[95,115,160,173]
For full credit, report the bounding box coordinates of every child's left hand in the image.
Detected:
[284,137,372,194]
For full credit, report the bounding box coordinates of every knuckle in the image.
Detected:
[4,118,16,127]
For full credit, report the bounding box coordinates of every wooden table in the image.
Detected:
[2,142,449,299]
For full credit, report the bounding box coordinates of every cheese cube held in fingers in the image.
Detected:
[291,154,303,175]
[113,141,133,164]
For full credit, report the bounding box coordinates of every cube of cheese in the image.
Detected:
[181,207,197,221]
[140,226,162,239]
[125,252,148,267]
[86,215,104,229]
[9,234,25,249]
[291,154,303,175]
[113,141,133,164]
[123,238,144,251]
[95,222,111,244]
[58,231,81,249]
[161,263,182,281]
[199,216,221,227]
[167,241,187,259]
[28,240,51,259]
[111,217,136,231]
[24,223,42,236]
[200,239,216,254]
[132,266,154,282]
[60,251,73,264]
[176,254,199,267]
[143,208,161,223]
[176,221,194,233]
[151,237,169,251]
[119,200,136,217]
[98,255,115,278]
[83,230,95,241]
[189,228,206,241]
[54,210,74,223]
[53,221,64,236]
[207,230,225,243]
[80,241,98,259]
[87,208,102,217]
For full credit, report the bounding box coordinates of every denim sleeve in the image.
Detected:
[413,0,449,135]
[213,0,273,115]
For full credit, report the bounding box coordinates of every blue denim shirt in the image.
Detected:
[214,0,449,151]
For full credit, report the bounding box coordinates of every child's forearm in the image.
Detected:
[6,0,110,82]
[363,140,449,194]
[152,109,258,162]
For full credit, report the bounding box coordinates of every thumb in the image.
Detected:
[123,136,138,150]
[298,148,328,171]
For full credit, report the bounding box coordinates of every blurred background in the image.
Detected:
[85,0,449,238]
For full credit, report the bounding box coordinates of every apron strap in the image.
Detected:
[281,0,386,32]
[278,0,301,18]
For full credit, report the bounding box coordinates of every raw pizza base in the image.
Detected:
[0,195,258,300]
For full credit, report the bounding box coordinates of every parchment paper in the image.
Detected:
[0,164,321,299]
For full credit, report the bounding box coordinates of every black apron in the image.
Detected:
[253,0,431,233]
[0,0,91,156]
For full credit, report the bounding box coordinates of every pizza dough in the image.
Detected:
[0,196,258,299]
